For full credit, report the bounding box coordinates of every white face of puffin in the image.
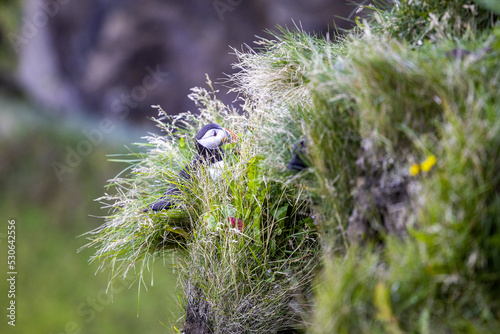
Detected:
[196,127,229,150]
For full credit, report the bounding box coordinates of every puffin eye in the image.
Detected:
[213,131,217,136]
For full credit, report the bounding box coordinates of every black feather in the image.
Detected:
[287,140,309,171]
[144,124,226,212]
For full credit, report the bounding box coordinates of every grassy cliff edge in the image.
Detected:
[85,1,500,332]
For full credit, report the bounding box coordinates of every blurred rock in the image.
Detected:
[17,0,356,122]
[348,140,414,243]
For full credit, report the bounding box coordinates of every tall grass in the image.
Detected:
[84,83,320,332]
[85,0,500,332]
[308,1,500,332]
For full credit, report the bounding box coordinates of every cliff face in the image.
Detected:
[16,0,354,122]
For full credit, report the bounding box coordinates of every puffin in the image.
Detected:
[287,139,309,171]
[144,123,236,212]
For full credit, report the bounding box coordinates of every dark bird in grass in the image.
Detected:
[144,123,237,212]
[287,139,309,172]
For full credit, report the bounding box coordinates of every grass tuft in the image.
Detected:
[85,0,500,332]
[83,81,320,332]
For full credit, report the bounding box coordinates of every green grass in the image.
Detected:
[84,88,320,333]
[370,0,496,44]
[85,0,500,332]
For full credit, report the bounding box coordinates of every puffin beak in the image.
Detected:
[224,128,238,143]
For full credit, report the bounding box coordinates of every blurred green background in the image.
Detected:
[0,95,183,333]
[0,0,352,332]
[0,1,185,330]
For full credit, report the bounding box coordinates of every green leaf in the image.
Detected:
[493,26,500,52]
[247,155,263,194]
[274,205,289,221]
[202,213,218,230]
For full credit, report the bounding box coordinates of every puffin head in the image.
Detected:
[195,123,236,152]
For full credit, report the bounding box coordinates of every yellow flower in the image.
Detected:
[409,164,420,176]
[420,155,437,172]
[409,155,437,176]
